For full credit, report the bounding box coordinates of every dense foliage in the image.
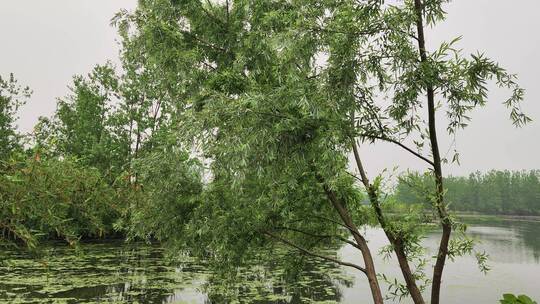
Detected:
[396,170,540,215]
[1,56,187,248]
[0,155,125,248]
[125,148,204,244]
[34,63,177,181]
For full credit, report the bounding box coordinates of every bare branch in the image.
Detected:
[360,134,435,167]
[346,171,364,184]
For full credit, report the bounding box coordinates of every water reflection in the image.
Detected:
[462,218,540,263]
[0,218,539,303]
[0,241,347,303]
[203,249,350,303]
[338,218,540,304]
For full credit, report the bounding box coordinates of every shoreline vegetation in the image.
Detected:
[396,171,540,217]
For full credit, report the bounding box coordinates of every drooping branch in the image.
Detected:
[351,91,434,167]
[313,171,384,304]
[0,222,33,247]
[263,231,367,274]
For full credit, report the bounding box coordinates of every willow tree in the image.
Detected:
[117,0,528,303]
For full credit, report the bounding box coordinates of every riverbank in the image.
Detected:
[455,212,540,222]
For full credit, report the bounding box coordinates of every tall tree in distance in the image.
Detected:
[35,58,179,181]
[0,73,31,160]
[49,64,129,180]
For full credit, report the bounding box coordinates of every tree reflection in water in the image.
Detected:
[1,218,538,303]
[0,240,351,303]
[204,246,352,303]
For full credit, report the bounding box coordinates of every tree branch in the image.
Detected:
[360,133,435,167]
[351,141,371,188]
[179,30,228,53]
[263,231,366,274]
[201,0,225,26]
[274,226,361,250]
[308,214,366,240]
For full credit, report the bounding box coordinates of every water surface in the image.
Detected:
[1,217,539,303]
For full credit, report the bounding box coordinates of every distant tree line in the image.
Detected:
[396,170,540,215]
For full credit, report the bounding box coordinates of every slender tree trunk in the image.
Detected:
[352,144,426,304]
[321,182,384,304]
[128,115,134,160]
[148,100,162,151]
[413,1,452,303]
[373,191,426,304]
[135,129,141,160]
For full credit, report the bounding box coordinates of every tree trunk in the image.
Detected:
[353,143,425,304]
[371,190,426,304]
[393,239,426,304]
[322,182,384,304]
[412,1,452,303]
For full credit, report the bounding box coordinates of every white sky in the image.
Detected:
[0,0,538,177]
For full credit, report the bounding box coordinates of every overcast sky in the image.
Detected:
[0,0,538,177]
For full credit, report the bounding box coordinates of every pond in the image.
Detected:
[1,217,539,303]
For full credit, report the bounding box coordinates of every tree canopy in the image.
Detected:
[111,1,529,303]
